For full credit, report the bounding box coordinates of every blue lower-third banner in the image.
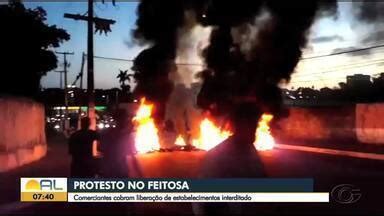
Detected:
[21,178,329,203]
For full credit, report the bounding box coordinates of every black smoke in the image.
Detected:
[132,0,337,125]
[132,0,183,123]
[353,1,384,44]
[131,0,205,123]
[355,1,384,23]
[197,1,337,121]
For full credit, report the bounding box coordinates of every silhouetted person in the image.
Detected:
[68,117,101,177]
[101,109,139,177]
[193,102,266,216]
[201,103,266,178]
[164,119,176,132]
[161,119,177,150]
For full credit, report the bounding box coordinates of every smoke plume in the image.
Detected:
[132,0,207,122]
[197,1,337,121]
[132,0,337,125]
[352,2,384,44]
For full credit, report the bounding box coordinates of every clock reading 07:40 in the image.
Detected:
[32,193,55,200]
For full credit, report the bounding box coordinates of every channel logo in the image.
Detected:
[20,178,67,202]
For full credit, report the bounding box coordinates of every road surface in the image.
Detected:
[1,140,384,215]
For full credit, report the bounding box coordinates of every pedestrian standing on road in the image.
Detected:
[193,101,267,216]
[68,117,102,177]
[100,109,140,178]
[161,119,177,150]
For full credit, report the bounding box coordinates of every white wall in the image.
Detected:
[0,97,47,172]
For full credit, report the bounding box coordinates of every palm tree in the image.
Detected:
[117,69,134,93]
[117,70,128,86]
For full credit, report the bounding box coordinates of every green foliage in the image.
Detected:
[0,2,70,98]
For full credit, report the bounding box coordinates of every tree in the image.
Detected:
[0,2,70,98]
[117,69,128,86]
[117,69,133,93]
[116,69,133,102]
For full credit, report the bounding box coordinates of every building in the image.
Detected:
[346,74,371,88]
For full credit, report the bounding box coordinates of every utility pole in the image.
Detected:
[78,52,86,129]
[54,70,65,89]
[79,52,85,93]
[70,52,85,89]
[54,70,65,128]
[69,52,86,130]
[87,0,95,130]
[56,51,74,133]
[64,0,115,130]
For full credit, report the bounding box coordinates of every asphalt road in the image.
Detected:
[1,141,384,215]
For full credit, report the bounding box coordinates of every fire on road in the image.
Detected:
[132,97,276,153]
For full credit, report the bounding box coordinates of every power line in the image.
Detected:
[91,55,133,62]
[97,44,384,62]
[90,54,384,70]
[290,73,384,84]
[88,54,204,66]
[86,43,384,67]
[293,74,353,81]
[290,77,346,83]
[299,58,384,72]
[293,60,384,77]
[64,0,116,130]
[301,44,384,60]
[291,72,382,83]
[55,51,74,131]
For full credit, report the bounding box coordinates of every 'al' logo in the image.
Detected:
[25,179,63,191]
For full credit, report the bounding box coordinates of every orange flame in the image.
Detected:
[254,114,275,151]
[175,135,186,146]
[194,118,232,150]
[132,98,160,153]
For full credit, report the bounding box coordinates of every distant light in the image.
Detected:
[133,99,138,103]
[105,124,110,128]
[202,14,206,18]
[98,123,105,129]
[102,95,106,98]
[110,119,114,122]
[54,125,60,129]
[112,125,116,128]
[53,106,67,110]
[81,113,85,116]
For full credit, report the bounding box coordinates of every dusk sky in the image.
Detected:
[24,1,384,90]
